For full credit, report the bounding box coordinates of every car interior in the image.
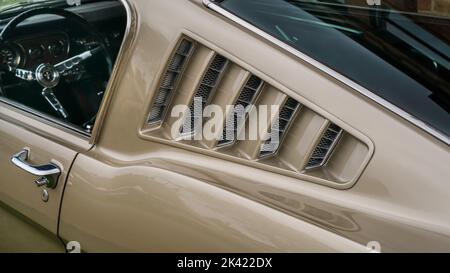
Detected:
[0,0,126,134]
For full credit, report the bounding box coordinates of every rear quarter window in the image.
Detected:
[218,0,450,138]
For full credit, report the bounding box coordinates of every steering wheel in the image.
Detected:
[0,8,113,120]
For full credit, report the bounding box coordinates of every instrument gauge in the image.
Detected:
[48,40,66,57]
[0,46,21,67]
[29,45,45,59]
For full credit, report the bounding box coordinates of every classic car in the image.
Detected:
[0,0,449,253]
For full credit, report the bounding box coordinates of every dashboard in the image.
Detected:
[1,33,70,69]
[0,1,126,70]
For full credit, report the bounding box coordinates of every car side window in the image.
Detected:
[219,0,450,137]
[0,0,127,134]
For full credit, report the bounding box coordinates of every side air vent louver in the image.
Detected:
[148,39,195,125]
[219,75,263,146]
[306,123,343,169]
[260,98,301,157]
[181,54,229,136]
[143,36,373,189]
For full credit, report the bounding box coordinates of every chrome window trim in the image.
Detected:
[90,0,138,144]
[202,0,450,146]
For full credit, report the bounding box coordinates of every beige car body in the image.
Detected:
[0,0,449,252]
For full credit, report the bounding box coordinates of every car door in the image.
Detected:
[59,0,372,252]
[0,0,128,252]
[58,0,450,253]
[0,98,91,252]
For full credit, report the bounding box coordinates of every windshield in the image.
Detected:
[219,0,450,137]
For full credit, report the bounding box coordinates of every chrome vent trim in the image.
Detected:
[148,39,195,125]
[181,54,229,136]
[218,75,263,146]
[259,98,301,158]
[306,123,343,170]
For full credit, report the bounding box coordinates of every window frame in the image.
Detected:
[0,0,138,144]
[202,0,450,146]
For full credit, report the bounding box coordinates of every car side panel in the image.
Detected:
[0,202,64,253]
[59,0,450,252]
[0,118,72,233]
[59,152,368,252]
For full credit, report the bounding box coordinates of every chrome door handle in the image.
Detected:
[11,149,61,189]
